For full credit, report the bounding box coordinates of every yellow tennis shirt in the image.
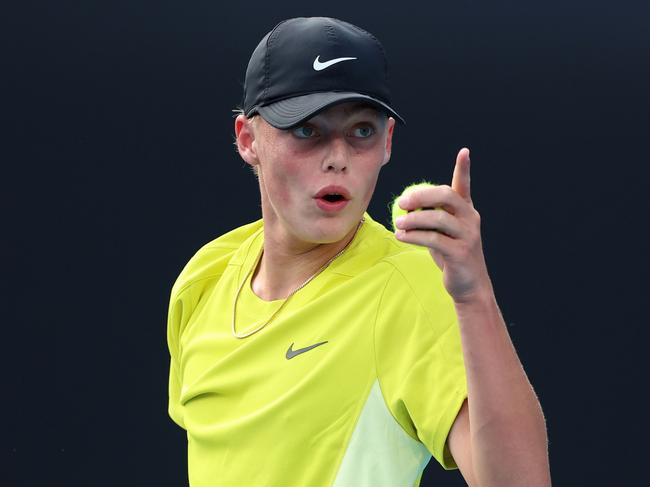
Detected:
[167,212,468,486]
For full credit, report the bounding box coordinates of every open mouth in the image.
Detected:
[321,194,345,202]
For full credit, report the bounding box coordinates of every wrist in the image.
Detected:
[453,277,495,307]
[452,283,502,322]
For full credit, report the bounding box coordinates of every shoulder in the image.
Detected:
[170,218,263,300]
[354,214,453,319]
[365,214,448,293]
[346,213,432,272]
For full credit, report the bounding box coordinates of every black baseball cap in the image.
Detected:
[241,17,405,129]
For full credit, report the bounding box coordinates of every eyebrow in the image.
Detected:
[347,109,387,127]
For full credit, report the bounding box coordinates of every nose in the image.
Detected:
[321,136,348,173]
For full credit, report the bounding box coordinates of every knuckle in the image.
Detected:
[436,209,448,226]
[428,231,441,246]
[440,185,453,197]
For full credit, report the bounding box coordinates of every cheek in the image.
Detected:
[267,156,304,207]
[356,156,383,204]
[257,135,298,206]
[273,180,293,206]
[362,172,380,200]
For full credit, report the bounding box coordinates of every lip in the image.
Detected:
[313,185,352,213]
[315,198,349,212]
[314,185,351,200]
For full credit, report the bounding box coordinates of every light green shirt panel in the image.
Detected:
[332,380,431,487]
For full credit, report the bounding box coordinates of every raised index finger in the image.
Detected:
[451,147,472,203]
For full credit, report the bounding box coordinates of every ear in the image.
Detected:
[235,114,259,168]
[381,117,396,166]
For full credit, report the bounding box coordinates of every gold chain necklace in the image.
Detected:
[232,217,365,339]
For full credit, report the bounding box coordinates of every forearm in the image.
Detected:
[454,285,551,487]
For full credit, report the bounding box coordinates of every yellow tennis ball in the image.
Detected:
[390,181,437,233]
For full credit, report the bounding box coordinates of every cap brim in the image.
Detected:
[256,92,406,129]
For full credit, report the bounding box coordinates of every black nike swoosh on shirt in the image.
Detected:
[286,341,328,359]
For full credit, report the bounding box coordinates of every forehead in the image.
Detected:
[305,102,386,124]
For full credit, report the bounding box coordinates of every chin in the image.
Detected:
[305,213,360,243]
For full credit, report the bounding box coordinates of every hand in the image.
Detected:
[394,148,492,303]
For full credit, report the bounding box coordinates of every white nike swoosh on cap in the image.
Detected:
[313,55,358,71]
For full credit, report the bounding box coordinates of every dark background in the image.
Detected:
[5,0,649,485]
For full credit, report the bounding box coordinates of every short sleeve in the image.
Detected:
[164,220,261,430]
[167,294,186,429]
[373,260,468,470]
[167,284,200,430]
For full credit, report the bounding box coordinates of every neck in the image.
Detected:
[251,219,362,302]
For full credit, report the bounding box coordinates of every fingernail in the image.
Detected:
[395,216,405,227]
[399,196,410,208]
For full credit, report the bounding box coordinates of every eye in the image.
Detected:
[352,125,375,138]
[292,125,317,139]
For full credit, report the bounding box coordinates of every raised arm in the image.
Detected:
[394,148,551,486]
